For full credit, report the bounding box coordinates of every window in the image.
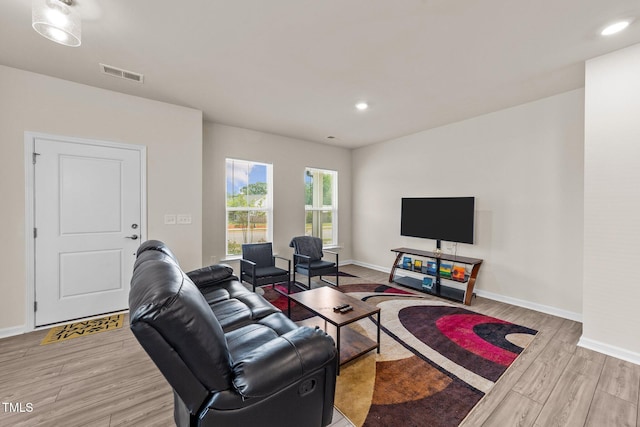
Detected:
[226,159,273,256]
[305,168,338,246]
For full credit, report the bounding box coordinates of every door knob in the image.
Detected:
[125,235,139,240]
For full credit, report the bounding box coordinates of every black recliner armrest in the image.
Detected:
[232,327,336,398]
[186,264,236,289]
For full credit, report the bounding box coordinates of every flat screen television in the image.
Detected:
[401,197,475,244]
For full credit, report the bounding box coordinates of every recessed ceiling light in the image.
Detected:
[355,102,369,111]
[601,20,631,36]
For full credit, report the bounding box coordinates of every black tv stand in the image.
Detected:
[390,246,483,305]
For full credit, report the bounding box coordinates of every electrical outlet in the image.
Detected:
[177,214,192,225]
[164,214,176,225]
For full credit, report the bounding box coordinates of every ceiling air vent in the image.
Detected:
[99,63,144,83]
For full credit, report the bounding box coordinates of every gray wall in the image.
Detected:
[0,65,203,332]
[352,89,585,318]
[202,123,353,269]
[582,43,640,362]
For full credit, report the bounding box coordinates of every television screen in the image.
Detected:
[401,197,475,244]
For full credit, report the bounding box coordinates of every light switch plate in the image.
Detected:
[164,214,176,225]
[177,214,192,225]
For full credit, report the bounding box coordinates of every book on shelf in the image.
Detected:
[402,256,412,268]
[452,266,466,281]
[422,277,433,290]
[413,259,423,270]
[440,263,452,278]
[426,260,437,275]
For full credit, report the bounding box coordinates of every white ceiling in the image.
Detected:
[2,0,640,148]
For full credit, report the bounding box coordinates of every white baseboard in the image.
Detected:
[475,289,582,322]
[349,260,582,322]
[578,336,640,366]
[350,260,389,273]
[0,325,26,339]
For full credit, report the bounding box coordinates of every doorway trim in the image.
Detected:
[24,132,147,331]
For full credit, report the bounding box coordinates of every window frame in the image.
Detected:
[304,167,338,247]
[225,158,273,257]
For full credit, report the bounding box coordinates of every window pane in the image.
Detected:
[305,211,312,235]
[227,210,268,255]
[247,164,268,207]
[226,159,248,207]
[226,159,271,256]
[226,160,268,208]
[304,168,337,246]
[320,211,333,244]
[304,171,313,206]
[322,174,333,206]
[305,170,335,208]
[305,210,335,244]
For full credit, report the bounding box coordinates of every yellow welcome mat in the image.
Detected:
[40,314,124,345]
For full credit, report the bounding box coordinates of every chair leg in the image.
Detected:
[308,273,311,290]
[319,269,340,287]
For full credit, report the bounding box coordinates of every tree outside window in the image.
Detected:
[305,168,337,245]
[226,159,272,256]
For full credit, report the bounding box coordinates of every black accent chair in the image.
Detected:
[129,240,338,427]
[240,242,291,293]
[289,236,339,290]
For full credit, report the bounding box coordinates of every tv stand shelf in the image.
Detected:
[393,264,471,283]
[390,247,483,305]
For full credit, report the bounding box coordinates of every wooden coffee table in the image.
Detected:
[289,286,380,374]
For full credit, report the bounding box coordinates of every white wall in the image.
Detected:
[202,123,352,268]
[581,43,640,362]
[0,65,203,332]
[352,89,585,318]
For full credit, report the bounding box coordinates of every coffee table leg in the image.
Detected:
[376,312,381,354]
[336,326,341,376]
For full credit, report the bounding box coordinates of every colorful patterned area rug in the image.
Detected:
[40,314,124,345]
[262,282,537,427]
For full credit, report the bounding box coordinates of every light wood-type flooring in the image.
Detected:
[0,264,638,427]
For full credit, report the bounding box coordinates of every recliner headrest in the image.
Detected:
[136,239,178,259]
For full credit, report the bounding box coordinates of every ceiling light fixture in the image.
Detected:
[355,102,369,111]
[32,0,81,47]
[601,20,631,36]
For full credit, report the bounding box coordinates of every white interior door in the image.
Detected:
[33,136,142,326]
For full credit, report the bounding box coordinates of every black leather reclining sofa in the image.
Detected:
[129,240,338,427]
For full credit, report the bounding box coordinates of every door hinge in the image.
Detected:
[34,301,37,312]
[34,228,38,238]
[32,152,40,164]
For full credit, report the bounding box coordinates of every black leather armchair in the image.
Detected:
[240,242,290,292]
[289,236,339,289]
[129,240,338,427]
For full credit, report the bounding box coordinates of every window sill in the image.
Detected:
[323,245,343,250]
